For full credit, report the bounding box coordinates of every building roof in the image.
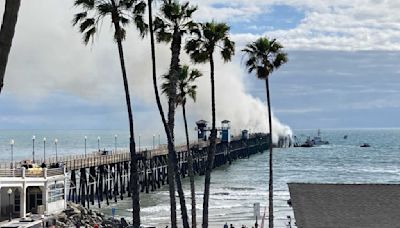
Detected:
[288,183,400,228]
[196,120,208,125]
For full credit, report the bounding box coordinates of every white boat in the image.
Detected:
[300,129,329,147]
[311,129,329,145]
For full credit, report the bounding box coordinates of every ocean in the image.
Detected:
[1,128,400,227]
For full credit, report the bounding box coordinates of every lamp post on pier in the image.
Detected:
[97,136,101,152]
[55,139,58,162]
[84,136,87,157]
[32,135,36,163]
[7,188,12,221]
[153,134,155,150]
[158,134,160,147]
[10,139,14,169]
[43,137,46,164]
[138,135,141,152]
[114,134,118,153]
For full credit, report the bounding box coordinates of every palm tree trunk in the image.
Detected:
[173,151,190,228]
[183,102,196,228]
[265,78,274,228]
[168,27,189,228]
[115,36,140,228]
[147,0,177,227]
[0,0,21,94]
[202,53,217,228]
[110,2,140,226]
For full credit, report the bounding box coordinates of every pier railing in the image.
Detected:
[47,167,64,176]
[0,134,268,174]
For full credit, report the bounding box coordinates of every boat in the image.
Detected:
[311,129,329,145]
[300,137,314,147]
[344,135,348,139]
[299,130,329,147]
[360,143,371,148]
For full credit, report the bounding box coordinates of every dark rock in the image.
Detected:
[121,218,129,227]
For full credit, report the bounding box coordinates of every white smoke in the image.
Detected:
[1,0,292,142]
[181,57,293,143]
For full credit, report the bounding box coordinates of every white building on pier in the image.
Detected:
[0,167,66,222]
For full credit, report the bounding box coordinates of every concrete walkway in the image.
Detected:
[0,215,54,228]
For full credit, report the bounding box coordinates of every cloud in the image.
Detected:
[245,50,400,129]
[190,0,400,50]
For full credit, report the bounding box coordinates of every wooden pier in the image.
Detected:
[57,134,269,208]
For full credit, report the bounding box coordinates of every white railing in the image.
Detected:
[0,168,22,177]
[0,167,65,178]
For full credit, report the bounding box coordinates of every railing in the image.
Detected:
[47,167,64,177]
[0,168,22,177]
[0,135,266,172]
[0,167,65,178]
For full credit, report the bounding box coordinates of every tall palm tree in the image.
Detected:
[0,0,21,94]
[72,1,147,227]
[242,37,288,228]
[153,1,197,227]
[185,22,235,228]
[146,0,179,227]
[162,65,202,228]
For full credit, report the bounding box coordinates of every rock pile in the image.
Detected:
[56,202,130,228]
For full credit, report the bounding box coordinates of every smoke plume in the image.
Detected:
[1,0,292,142]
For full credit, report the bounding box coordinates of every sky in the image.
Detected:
[1,0,400,139]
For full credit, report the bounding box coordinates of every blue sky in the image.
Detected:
[229,5,305,33]
[1,0,400,135]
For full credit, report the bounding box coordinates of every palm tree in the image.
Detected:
[162,65,202,228]
[146,0,179,227]
[0,0,21,94]
[185,22,235,228]
[242,37,288,228]
[72,1,147,227]
[153,1,197,227]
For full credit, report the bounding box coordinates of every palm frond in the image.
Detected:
[119,15,130,25]
[241,36,288,80]
[154,17,173,43]
[79,18,95,33]
[273,52,288,68]
[155,0,197,45]
[175,65,202,105]
[161,72,173,100]
[120,0,134,10]
[97,3,113,17]
[244,56,257,73]
[134,14,148,37]
[185,4,197,18]
[74,0,95,9]
[185,36,210,63]
[133,1,146,15]
[72,12,87,26]
[187,21,234,63]
[83,26,96,44]
[189,68,202,80]
[221,37,235,62]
